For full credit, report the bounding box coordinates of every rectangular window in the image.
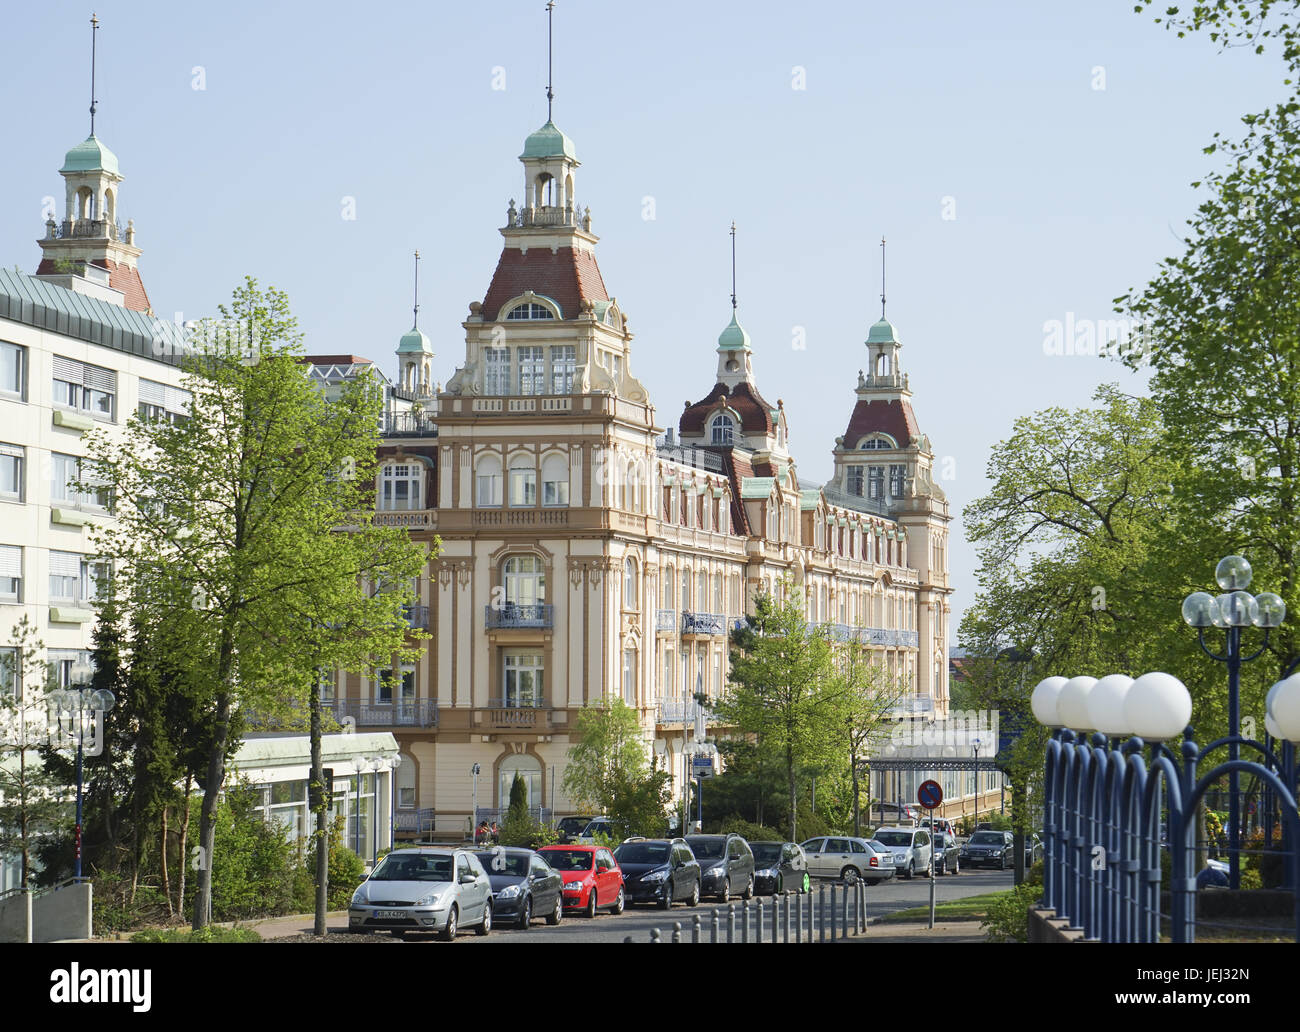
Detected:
[376,667,415,705]
[0,342,25,399]
[137,379,191,423]
[483,348,509,394]
[48,649,94,688]
[53,356,116,420]
[379,463,422,511]
[890,464,906,497]
[509,464,536,507]
[0,545,21,603]
[49,552,108,605]
[518,346,544,395]
[476,471,502,506]
[868,466,885,499]
[847,466,864,496]
[0,645,17,699]
[0,443,23,501]
[549,345,575,394]
[622,648,637,706]
[51,453,111,511]
[503,653,544,707]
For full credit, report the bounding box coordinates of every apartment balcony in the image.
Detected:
[329,699,439,728]
[858,627,920,648]
[681,611,727,636]
[889,694,934,715]
[655,608,678,633]
[656,696,727,728]
[484,699,549,729]
[484,603,554,629]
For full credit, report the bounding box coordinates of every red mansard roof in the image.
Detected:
[680,381,777,436]
[842,398,919,448]
[481,246,609,321]
[35,257,152,313]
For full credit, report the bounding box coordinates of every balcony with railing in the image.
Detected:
[681,611,727,636]
[383,409,436,437]
[485,698,548,728]
[656,696,720,726]
[858,627,920,648]
[330,699,438,728]
[655,608,678,633]
[484,603,554,629]
[888,694,934,715]
[49,218,125,241]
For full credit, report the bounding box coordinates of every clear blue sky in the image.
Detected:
[2,1,1288,635]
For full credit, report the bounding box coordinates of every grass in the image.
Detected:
[130,925,261,943]
[876,890,1014,924]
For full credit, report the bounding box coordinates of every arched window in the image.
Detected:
[503,555,545,605]
[622,647,638,705]
[681,567,691,609]
[663,564,675,608]
[505,302,556,320]
[541,452,569,506]
[499,752,542,808]
[713,573,723,613]
[710,413,736,446]
[859,434,897,450]
[475,453,502,507]
[509,456,536,507]
[697,570,707,611]
[624,557,638,609]
[379,463,422,511]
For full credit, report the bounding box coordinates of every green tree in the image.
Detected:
[82,278,429,928]
[717,587,847,842]
[562,699,650,814]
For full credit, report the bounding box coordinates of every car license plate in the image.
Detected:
[375,909,407,919]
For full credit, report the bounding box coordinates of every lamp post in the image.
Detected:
[1182,555,1287,889]
[471,763,481,843]
[50,662,115,881]
[971,737,982,831]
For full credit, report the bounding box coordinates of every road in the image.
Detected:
[394,867,1015,944]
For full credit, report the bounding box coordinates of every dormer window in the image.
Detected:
[859,434,897,450]
[506,302,555,320]
[710,414,736,446]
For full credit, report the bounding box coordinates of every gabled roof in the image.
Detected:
[481,247,608,322]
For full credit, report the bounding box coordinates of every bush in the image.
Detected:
[981,879,1042,943]
[183,784,295,921]
[291,815,366,912]
[131,925,261,943]
[717,817,785,842]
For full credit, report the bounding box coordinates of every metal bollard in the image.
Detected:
[796,890,804,942]
[624,935,634,943]
[783,892,791,943]
[830,883,838,940]
[757,899,765,942]
[672,921,682,943]
[692,914,701,943]
[726,903,736,943]
[742,900,750,943]
[842,883,850,935]
[710,908,720,943]
[818,883,826,943]
[651,928,661,942]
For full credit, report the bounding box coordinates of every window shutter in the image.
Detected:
[53,356,83,382]
[0,545,20,578]
[138,378,165,405]
[53,356,115,393]
[49,551,83,578]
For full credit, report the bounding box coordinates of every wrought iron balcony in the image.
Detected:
[383,410,436,436]
[858,627,920,648]
[656,608,678,632]
[327,699,439,728]
[681,611,727,635]
[484,603,553,629]
[656,696,719,726]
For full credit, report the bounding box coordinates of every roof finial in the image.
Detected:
[546,1,556,122]
[412,250,421,330]
[730,221,737,311]
[880,235,887,319]
[89,13,100,136]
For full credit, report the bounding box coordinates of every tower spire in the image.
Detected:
[89,13,100,135]
[730,221,737,311]
[880,235,886,319]
[546,1,555,122]
[412,250,421,329]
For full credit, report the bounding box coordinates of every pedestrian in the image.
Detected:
[476,820,490,845]
[490,820,501,843]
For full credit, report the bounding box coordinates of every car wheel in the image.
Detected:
[659,885,672,909]
[518,897,532,929]
[937,858,946,876]
[742,875,755,900]
[801,872,811,894]
[586,891,598,919]
[612,886,626,915]
[476,902,492,936]
[689,880,700,907]
[439,905,458,942]
[840,866,860,886]
[953,857,960,874]
[546,895,562,925]
[902,862,913,880]
[718,878,730,903]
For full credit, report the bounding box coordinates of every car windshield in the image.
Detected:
[615,842,670,864]
[541,849,594,872]
[874,831,914,846]
[475,851,529,877]
[969,832,1005,845]
[370,854,453,882]
[580,821,609,836]
[686,838,725,859]
[557,818,589,833]
[867,840,889,853]
[750,843,782,863]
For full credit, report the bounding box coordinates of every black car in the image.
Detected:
[685,834,755,902]
[554,816,594,844]
[473,847,564,928]
[614,838,701,909]
[748,841,810,895]
[960,830,1015,869]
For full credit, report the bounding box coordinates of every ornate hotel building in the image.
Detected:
[318,112,954,834]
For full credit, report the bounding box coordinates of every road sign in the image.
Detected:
[692,755,714,779]
[918,780,943,810]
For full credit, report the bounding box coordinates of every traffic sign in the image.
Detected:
[692,755,714,779]
[918,780,943,810]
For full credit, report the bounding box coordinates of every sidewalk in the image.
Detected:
[245,911,348,938]
[852,919,988,943]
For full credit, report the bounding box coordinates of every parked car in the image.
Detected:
[922,817,957,841]
[573,817,617,844]
[931,831,961,875]
[349,847,493,940]
[961,830,1015,869]
[749,841,811,894]
[800,836,898,885]
[614,838,702,908]
[555,815,596,844]
[685,834,755,901]
[473,847,564,929]
[870,827,933,879]
[536,844,625,917]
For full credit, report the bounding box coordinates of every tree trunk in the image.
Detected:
[160,805,172,918]
[177,772,193,917]
[786,741,797,844]
[193,624,237,930]
[311,686,328,936]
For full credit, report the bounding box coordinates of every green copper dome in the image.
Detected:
[61,135,120,176]
[521,120,577,161]
[867,317,899,344]
[717,312,751,351]
[397,327,433,354]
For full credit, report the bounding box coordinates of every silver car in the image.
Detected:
[799,836,897,885]
[349,848,494,940]
[871,827,933,879]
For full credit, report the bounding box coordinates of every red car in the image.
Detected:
[537,844,625,918]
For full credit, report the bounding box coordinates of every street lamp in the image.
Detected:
[1182,555,1286,889]
[49,661,115,880]
[471,763,481,843]
[971,737,982,830]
